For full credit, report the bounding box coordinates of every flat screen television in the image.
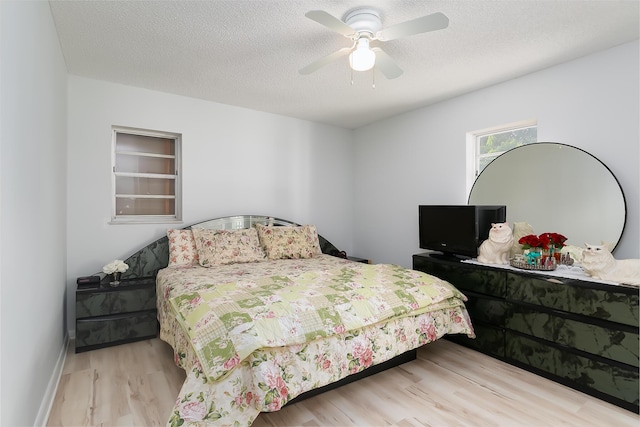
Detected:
[419,205,507,259]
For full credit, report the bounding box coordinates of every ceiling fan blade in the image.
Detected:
[299,47,352,75]
[305,10,355,36]
[376,12,449,41]
[373,48,403,79]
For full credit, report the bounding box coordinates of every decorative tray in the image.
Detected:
[510,258,557,271]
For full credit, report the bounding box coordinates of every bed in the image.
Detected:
[119,215,475,426]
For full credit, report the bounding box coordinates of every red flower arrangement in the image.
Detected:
[518,234,546,250]
[539,232,568,249]
[518,233,567,250]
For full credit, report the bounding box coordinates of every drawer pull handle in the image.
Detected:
[546,278,564,284]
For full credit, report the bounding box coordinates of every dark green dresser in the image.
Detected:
[75,277,158,352]
[413,253,639,413]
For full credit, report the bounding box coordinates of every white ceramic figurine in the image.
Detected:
[477,222,514,265]
[581,243,640,285]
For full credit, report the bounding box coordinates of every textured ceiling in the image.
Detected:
[49,0,639,129]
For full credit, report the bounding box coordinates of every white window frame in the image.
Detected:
[110,126,182,224]
[465,119,537,197]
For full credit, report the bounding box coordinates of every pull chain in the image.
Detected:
[349,67,377,88]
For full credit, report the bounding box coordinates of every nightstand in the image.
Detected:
[75,276,158,352]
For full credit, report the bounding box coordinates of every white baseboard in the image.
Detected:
[34,335,69,426]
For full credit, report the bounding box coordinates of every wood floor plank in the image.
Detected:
[421,343,590,413]
[406,383,498,427]
[47,369,95,426]
[47,338,639,427]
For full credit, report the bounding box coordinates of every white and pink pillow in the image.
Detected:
[167,229,199,266]
[255,224,322,260]
[191,227,266,267]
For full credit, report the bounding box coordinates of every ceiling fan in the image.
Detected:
[299,8,449,79]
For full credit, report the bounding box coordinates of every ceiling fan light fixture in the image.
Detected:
[301,8,448,79]
[349,38,375,71]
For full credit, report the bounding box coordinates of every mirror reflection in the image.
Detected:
[192,216,288,230]
[469,143,626,250]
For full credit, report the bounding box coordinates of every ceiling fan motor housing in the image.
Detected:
[343,8,382,37]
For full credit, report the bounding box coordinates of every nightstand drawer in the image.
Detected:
[76,311,158,351]
[76,286,156,318]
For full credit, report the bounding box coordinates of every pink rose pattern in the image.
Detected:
[167,229,199,266]
[168,307,474,426]
[191,228,266,266]
[179,401,207,422]
[255,224,320,260]
[222,353,240,371]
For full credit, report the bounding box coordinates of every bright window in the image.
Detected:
[111,126,182,223]
[466,120,537,196]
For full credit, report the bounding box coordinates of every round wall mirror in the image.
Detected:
[468,142,626,250]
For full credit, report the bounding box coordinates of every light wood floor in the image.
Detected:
[47,338,638,427]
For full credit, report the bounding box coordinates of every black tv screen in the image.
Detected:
[418,205,507,259]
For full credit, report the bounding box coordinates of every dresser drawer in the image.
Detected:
[506,273,639,327]
[465,294,509,327]
[76,311,158,351]
[448,322,505,358]
[506,332,639,409]
[413,255,506,298]
[506,305,639,367]
[76,286,156,318]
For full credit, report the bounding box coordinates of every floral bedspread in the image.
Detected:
[169,263,468,383]
[156,256,475,427]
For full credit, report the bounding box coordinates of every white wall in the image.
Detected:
[0,1,68,425]
[4,5,637,422]
[66,77,354,334]
[353,41,640,267]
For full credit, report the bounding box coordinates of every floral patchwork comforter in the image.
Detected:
[156,255,475,426]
